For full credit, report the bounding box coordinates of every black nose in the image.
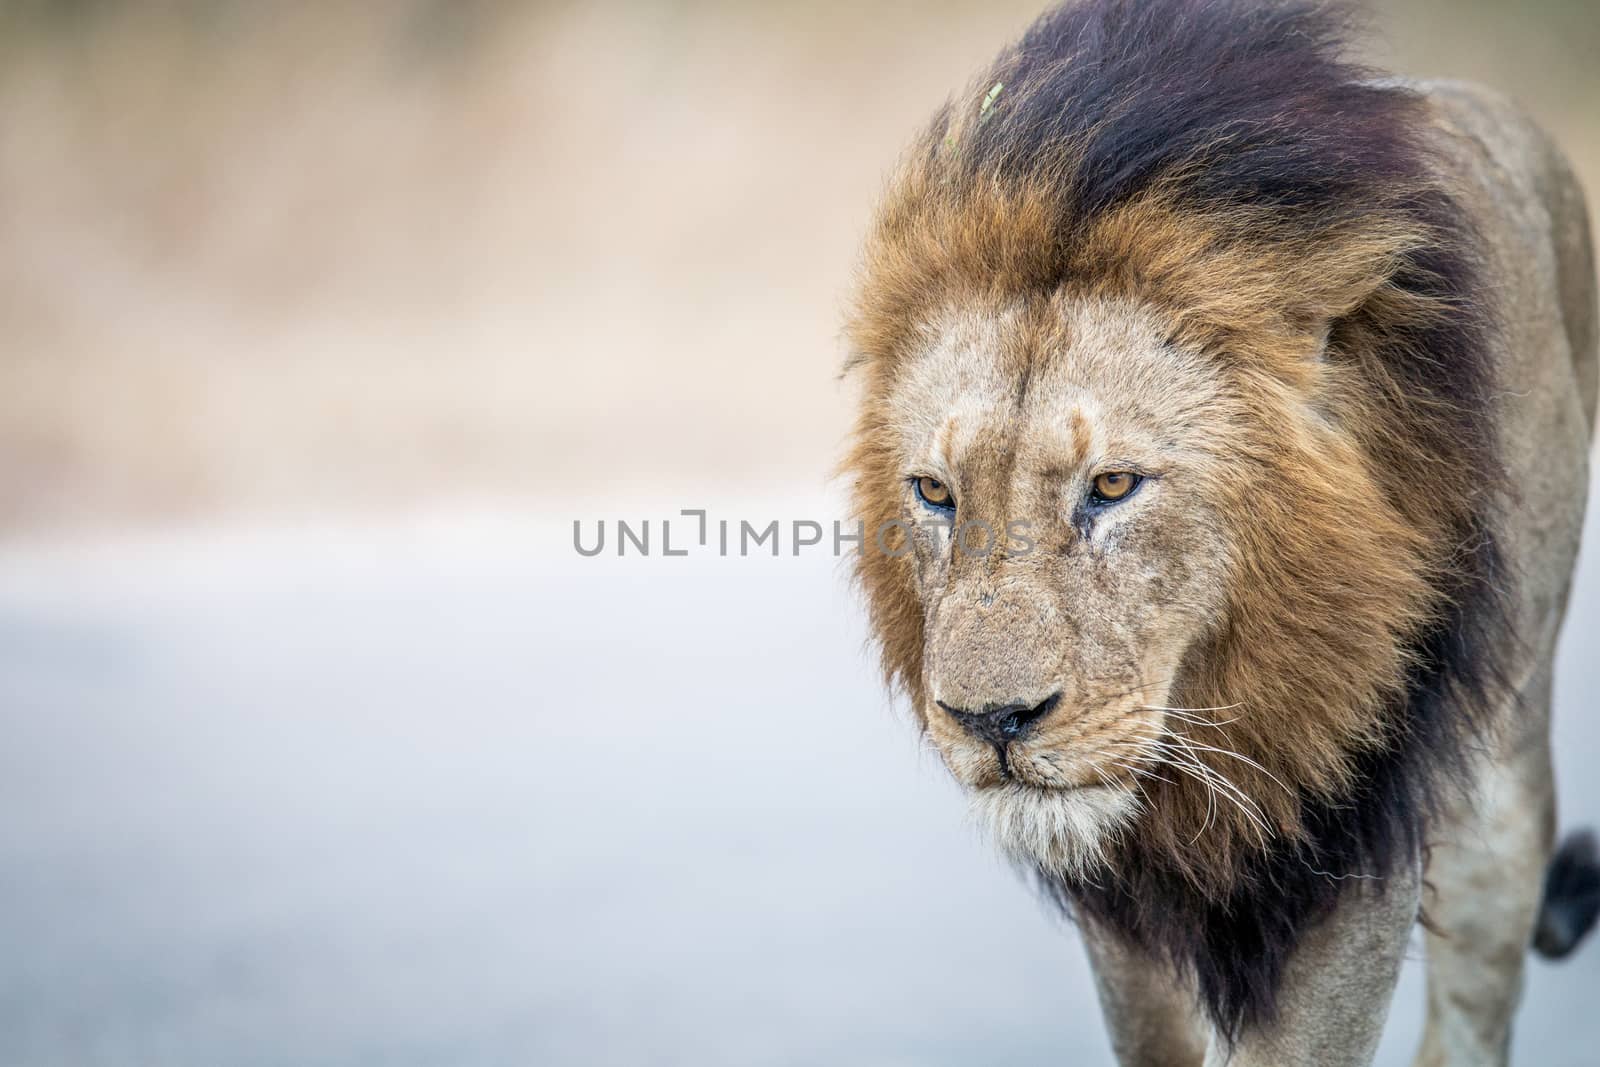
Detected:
[937,693,1061,747]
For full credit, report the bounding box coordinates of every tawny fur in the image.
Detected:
[841,1,1596,1050]
[845,121,1486,897]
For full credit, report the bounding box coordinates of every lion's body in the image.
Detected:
[1165,76,1599,1067]
[1395,79,1594,1067]
[842,2,1597,1064]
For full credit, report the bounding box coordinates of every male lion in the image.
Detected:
[842,1,1599,1063]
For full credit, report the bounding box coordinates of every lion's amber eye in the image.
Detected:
[915,476,955,510]
[1090,471,1142,504]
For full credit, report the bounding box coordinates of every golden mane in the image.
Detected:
[842,0,1509,1033]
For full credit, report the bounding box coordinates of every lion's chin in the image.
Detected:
[969,781,1140,881]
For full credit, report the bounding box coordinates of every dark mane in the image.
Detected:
[920,0,1509,1039]
[951,0,1412,217]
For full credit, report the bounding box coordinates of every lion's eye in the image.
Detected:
[1089,471,1142,505]
[915,476,955,510]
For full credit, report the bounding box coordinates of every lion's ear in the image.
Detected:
[1085,200,1419,378]
[1306,323,1333,364]
[1289,220,1436,329]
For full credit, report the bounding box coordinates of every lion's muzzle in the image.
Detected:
[935,692,1060,775]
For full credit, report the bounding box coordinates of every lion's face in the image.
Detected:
[849,191,1443,889]
[881,294,1241,872]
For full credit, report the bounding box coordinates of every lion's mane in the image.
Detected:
[845,0,1511,1035]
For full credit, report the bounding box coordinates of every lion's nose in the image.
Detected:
[936,692,1060,747]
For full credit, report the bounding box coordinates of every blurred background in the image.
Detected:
[0,2,1595,1064]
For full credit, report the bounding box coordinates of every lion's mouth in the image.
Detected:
[988,745,1144,794]
[994,773,1138,795]
[986,778,1117,796]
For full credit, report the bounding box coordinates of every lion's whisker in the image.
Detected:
[1145,707,1244,730]
[1077,711,1274,844]
[1164,755,1220,839]
[1176,738,1294,796]
[1109,760,1177,788]
[1161,733,1271,840]
[1132,703,1241,713]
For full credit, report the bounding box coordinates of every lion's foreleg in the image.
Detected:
[1207,860,1420,1067]
[1413,667,1557,1067]
[1081,916,1208,1066]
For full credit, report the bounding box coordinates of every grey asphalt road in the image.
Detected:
[1,496,1596,1066]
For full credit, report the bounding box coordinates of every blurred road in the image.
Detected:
[1,490,1597,1066]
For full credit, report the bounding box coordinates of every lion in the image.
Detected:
[841,1,1600,1064]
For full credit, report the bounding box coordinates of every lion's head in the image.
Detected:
[847,223,1440,889]
[842,5,1507,1014]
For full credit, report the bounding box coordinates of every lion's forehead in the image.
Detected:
[887,296,1225,477]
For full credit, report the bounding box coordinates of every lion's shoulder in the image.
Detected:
[1413,78,1598,435]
